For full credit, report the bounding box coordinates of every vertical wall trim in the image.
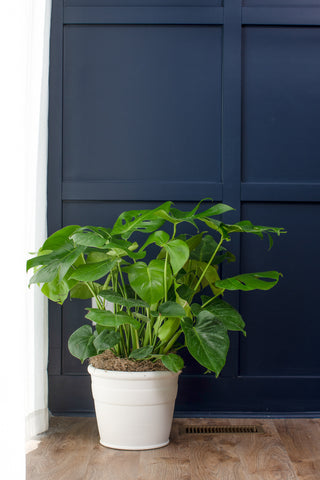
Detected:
[221,0,242,377]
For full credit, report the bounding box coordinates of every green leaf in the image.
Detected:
[111,202,172,239]
[158,301,186,317]
[99,290,149,308]
[69,258,118,282]
[190,235,233,265]
[68,325,97,363]
[181,312,230,376]
[42,225,80,252]
[41,275,70,304]
[29,246,85,285]
[201,298,246,334]
[164,239,189,275]
[71,231,107,247]
[196,203,234,218]
[215,271,282,291]
[157,318,181,343]
[126,260,172,305]
[161,353,184,372]
[93,330,120,353]
[85,309,140,329]
[190,303,201,316]
[70,282,101,300]
[129,346,153,360]
[140,231,170,251]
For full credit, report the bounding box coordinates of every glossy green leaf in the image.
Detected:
[190,235,234,265]
[69,258,118,282]
[140,230,170,251]
[111,202,171,239]
[70,282,101,300]
[29,246,85,285]
[164,239,189,275]
[129,346,153,360]
[126,260,172,305]
[41,275,70,304]
[99,290,149,308]
[181,312,230,376]
[42,225,80,252]
[68,325,97,363]
[93,330,120,353]
[201,298,246,334]
[158,301,186,318]
[161,353,184,372]
[71,231,107,247]
[215,271,282,291]
[85,309,140,329]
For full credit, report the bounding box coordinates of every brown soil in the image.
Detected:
[89,349,169,372]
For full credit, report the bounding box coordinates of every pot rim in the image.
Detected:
[88,364,181,379]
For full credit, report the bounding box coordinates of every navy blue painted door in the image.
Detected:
[48,0,320,415]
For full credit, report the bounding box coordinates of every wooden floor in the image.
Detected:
[26,417,320,480]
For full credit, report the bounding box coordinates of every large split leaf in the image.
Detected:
[181,312,230,376]
[215,271,282,291]
[111,202,171,239]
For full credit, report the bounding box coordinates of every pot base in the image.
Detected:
[99,439,169,451]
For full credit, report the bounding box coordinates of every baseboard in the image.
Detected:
[25,408,49,440]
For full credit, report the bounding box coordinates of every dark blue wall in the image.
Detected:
[48,0,320,416]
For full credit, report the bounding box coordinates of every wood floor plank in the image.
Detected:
[275,419,320,480]
[138,420,191,480]
[26,417,97,480]
[26,417,320,480]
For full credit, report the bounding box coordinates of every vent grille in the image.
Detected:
[184,425,264,435]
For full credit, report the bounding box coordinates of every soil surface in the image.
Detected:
[89,349,169,372]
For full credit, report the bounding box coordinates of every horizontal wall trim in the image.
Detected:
[62,180,223,201]
[241,183,320,202]
[64,6,224,25]
[242,7,320,26]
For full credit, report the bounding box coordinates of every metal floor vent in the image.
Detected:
[184,425,264,435]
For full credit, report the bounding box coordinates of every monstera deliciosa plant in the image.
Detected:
[27,200,285,376]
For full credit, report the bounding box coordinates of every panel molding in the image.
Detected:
[241,183,320,202]
[64,6,224,24]
[242,7,320,26]
[62,181,223,201]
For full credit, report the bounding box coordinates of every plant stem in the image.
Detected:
[201,290,225,309]
[163,330,182,354]
[172,223,177,240]
[192,236,224,294]
[86,282,103,309]
[164,251,169,302]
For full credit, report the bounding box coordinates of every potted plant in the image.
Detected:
[27,199,285,450]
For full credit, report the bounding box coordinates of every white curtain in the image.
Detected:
[0,0,51,477]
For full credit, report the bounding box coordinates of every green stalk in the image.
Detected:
[164,251,169,302]
[192,236,224,294]
[201,290,225,309]
[162,330,182,354]
[86,282,103,309]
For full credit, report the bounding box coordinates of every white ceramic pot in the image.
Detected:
[88,365,180,450]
